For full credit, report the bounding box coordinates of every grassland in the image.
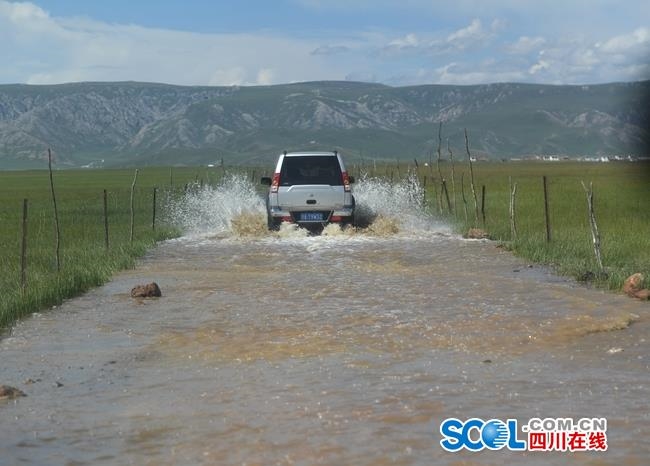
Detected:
[409,161,650,291]
[0,167,217,328]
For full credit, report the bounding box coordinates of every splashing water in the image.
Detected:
[165,171,449,238]
[230,211,268,237]
[165,173,266,237]
[353,172,448,234]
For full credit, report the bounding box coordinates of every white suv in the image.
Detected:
[261,151,355,231]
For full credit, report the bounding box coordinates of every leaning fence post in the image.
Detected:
[130,169,139,243]
[448,138,457,217]
[464,129,479,226]
[48,148,61,271]
[21,199,28,297]
[442,179,452,213]
[436,124,444,215]
[509,177,518,240]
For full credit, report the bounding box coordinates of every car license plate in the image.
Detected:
[300,212,324,222]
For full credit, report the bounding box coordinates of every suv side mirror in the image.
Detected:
[260,177,272,186]
[348,175,355,184]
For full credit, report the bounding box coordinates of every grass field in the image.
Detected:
[0,167,223,328]
[409,160,650,292]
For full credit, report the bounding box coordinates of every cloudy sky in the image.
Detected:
[1,0,649,87]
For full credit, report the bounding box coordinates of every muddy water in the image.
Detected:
[1,177,649,465]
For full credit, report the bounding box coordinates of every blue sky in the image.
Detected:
[1,0,648,86]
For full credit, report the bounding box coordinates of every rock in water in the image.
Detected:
[0,385,27,400]
[466,228,489,239]
[633,289,650,300]
[131,282,162,298]
[622,273,650,300]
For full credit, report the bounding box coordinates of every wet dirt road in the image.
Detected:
[1,177,648,465]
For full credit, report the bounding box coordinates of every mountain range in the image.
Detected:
[0,80,648,168]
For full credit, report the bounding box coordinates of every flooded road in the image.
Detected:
[1,177,649,465]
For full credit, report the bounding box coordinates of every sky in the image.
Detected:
[0,0,649,87]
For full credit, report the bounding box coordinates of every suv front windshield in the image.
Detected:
[280,156,342,186]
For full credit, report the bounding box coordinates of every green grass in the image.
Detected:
[0,167,219,328]
[416,161,650,291]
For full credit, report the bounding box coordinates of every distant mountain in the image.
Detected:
[0,80,648,168]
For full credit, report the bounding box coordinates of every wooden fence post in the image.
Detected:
[460,173,469,222]
[130,169,139,243]
[48,148,61,271]
[509,177,518,240]
[464,129,479,226]
[448,138,456,217]
[581,181,604,270]
[436,122,444,215]
[442,179,452,213]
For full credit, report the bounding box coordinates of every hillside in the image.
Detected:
[0,80,648,168]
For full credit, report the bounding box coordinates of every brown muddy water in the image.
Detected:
[1,176,648,465]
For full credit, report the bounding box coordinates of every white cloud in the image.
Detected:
[524,28,650,83]
[507,36,546,55]
[0,0,339,86]
[599,27,650,54]
[380,18,501,58]
[388,33,419,48]
[446,18,487,48]
[439,18,503,53]
[0,0,648,87]
[529,59,550,75]
[572,48,600,68]
[433,61,525,85]
[381,33,420,55]
[0,0,47,23]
